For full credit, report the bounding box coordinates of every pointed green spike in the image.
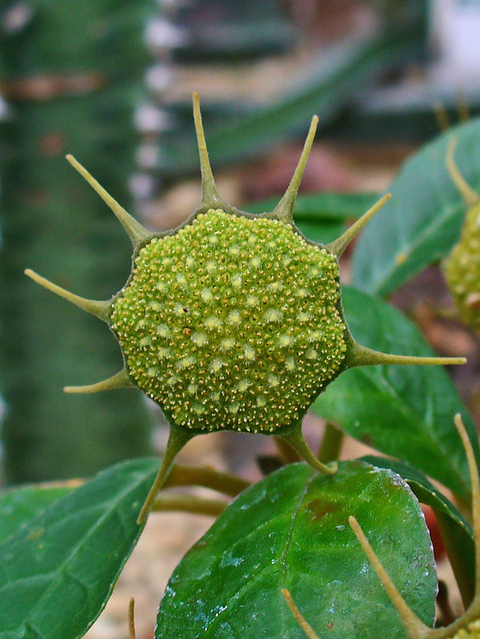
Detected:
[348,341,466,368]
[280,423,337,476]
[128,598,136,639]
[446,138,480,208]
[282,589,320,639]
[25,268,110,321]
[271,115,319,224]
[64,369,132,394]
[66,155,151,247]
[326,193,392,258]
[137,425,194,524]
[348,516,431,639]
[192,92,222,208]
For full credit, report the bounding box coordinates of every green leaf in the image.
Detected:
[312,286,477,500]
[351,118,480,295]
[156,461,436,639]
[360,455,472,538]
[293,192,380,244]
[297,220,345,245]
[159,28,424,178]
[248,191,380,244]
[0,458,159,639]
[248,191,380,220]
[0,484,75,545]
[360,455,475,603]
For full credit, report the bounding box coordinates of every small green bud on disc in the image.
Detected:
[110,208,347,433]
[449,620,480,639]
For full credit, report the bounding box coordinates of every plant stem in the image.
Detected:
[152,493,227,518]
[137,426,193,524]
[281,429,337,475]
[273,436,302,464]
[165,465,250,497]
[318,422,344,464]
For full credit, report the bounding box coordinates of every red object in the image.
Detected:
[423,505,446,561]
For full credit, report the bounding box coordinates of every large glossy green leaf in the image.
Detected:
[159,29,424,178]
[360,455,475,602]
[156,461,435,639]
[0,484,74,545]
[351,118,480,295]
[312,286,478,500]
[0,458,159,639]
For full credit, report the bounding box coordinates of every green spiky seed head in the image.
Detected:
[110,208,347,433]
[444,200,480,335]
[24,95,466,521]
[442,138,480,336]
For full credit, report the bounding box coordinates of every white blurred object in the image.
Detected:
[136,142,159,169]
[146,64,173,92]
[129,173,156,200]
[0,96,10,121]
[1,2,33,33]
[430,0,480,88]
[145,17,186,50]
[135,103,172,133]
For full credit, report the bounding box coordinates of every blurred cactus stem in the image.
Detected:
[0,0,157,483]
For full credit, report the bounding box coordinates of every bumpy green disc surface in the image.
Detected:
[110,208,347,433]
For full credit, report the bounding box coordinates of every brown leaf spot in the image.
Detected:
[307,498,340,521]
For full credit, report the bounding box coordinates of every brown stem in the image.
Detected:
[152,493,227,518]
[165,465,250,497]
